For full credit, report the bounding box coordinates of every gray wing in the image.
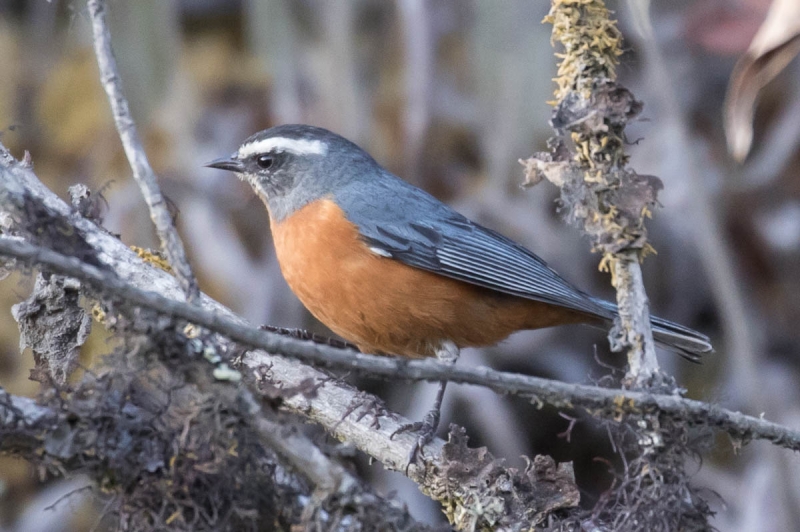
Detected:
[336,175,610,318]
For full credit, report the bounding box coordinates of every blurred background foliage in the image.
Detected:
[1,0,799,529]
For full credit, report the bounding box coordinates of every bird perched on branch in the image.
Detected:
[206,124,713,465]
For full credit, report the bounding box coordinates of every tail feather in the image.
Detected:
[650,316,714,363]
[649,315,713,363]
[591,299,713,363]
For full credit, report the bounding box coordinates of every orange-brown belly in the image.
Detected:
[270,199,589,358]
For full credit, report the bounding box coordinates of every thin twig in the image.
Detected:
[1,236,799,454]
[86,0,199,303]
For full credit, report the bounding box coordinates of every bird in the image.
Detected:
[206,124,713,464]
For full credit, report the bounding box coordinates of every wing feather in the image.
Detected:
[360,216,608,317]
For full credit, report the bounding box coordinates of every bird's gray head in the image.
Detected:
[205,124,379,221]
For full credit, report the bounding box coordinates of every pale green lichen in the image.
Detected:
[542,0,655,261]
[544,0,623,102]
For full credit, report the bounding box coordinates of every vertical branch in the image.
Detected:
[87,0,199,303]
[520,6,715,525]
[531,0,662,387]
[611,256,659,381]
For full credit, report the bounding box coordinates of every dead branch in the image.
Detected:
[87,0,199,303]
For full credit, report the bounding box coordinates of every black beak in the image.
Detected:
[205,156,244,173]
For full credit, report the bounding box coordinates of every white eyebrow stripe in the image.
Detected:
[238,137,328,157]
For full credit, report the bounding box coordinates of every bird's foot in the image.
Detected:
[391,406,441,474]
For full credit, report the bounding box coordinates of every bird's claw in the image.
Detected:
[391,408,441,474]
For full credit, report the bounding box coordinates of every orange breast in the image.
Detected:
[270,199,589,358]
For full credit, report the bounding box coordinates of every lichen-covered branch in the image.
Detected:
[523,1,717,528]
[535,0,661,386]
[0,373,429,532]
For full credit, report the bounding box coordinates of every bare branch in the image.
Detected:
[237,388,358,495]
[86,0,199,303]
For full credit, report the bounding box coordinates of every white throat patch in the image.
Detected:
[238,137,328,158]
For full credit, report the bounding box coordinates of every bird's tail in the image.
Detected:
[649,315,713,363]
[590,299,713,363]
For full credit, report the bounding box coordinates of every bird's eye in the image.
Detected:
[256,155,274,169]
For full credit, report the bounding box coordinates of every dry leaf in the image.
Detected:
[725,0,800,162]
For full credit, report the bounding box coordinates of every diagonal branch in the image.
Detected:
[87,0,199,303]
